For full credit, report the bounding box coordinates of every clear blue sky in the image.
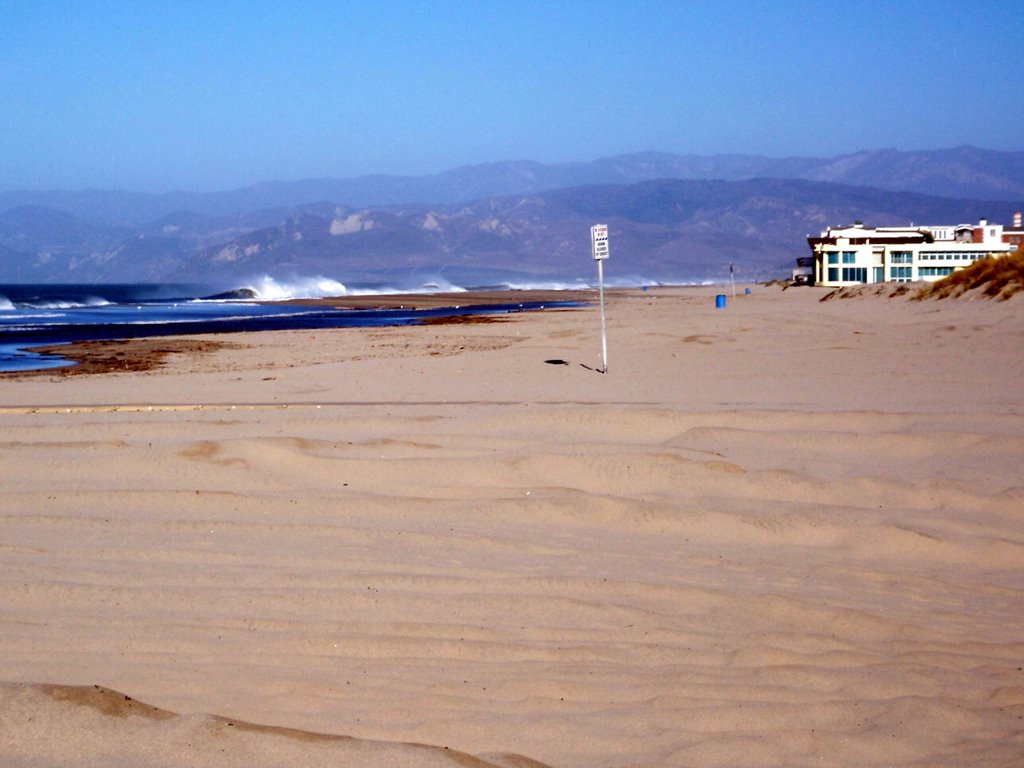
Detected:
[2,0,1022,192]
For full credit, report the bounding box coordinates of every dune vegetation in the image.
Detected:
[915,246,1024,300]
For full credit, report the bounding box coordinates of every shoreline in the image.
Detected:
[281,287,598,309]
[6,337,241,377]
[1,288,598,377]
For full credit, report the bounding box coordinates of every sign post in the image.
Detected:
[590,224,609,373]
[729,260,736,299]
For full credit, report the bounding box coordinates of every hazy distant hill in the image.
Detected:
[798,146,1024,200]
[2,160,1021,285]
[167,180,1024,285]
[2,146,1022,226]
[0,205,122,253]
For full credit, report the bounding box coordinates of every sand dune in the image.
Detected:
[1,285,1022,766]
[0,682,543,768]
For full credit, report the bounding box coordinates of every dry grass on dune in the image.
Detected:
[819,282,915,301]
[915,247,1024,301]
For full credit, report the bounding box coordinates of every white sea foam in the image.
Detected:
[22,297,112,310]
[0,313,62,323]
[0,296,14,310]
[499,280,594,291]
[220,274,722,302]
[245,275,348,300]
[493,277,712,291]
[349,277,469,296]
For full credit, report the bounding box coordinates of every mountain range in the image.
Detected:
[2,146,1022,285]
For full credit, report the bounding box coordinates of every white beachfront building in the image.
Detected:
[806,215,1019,286]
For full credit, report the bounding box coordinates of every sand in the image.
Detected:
[1,285,1022,767]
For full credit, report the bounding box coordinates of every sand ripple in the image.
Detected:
[2,287,1023,767]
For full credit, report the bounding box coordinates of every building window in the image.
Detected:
[827,252,839,264]
[921,251,990,261]
[841,267,867,283]
[842,251,856,264]
[891,251,912,264]
[919,267,954,277]
[890,266,913,281]
[828,267,839,282]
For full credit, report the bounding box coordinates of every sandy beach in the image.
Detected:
[1,284,1022,767]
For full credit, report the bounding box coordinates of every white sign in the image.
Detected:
[590,223,610,373]
[591,223,609,260]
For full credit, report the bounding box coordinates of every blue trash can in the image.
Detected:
[715,294,726,309]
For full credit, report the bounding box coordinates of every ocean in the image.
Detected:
[0,277,576,373]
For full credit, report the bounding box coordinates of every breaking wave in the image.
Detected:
[0,294,115,310]
[217,275,475,300]
[489,277,713,290]
[497,280,594,291]
[210,276,349,301]
[22,296,113,309]
[350,276,469,295]
[248,275,348,300]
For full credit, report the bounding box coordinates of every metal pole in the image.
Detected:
[597,257,608,373]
